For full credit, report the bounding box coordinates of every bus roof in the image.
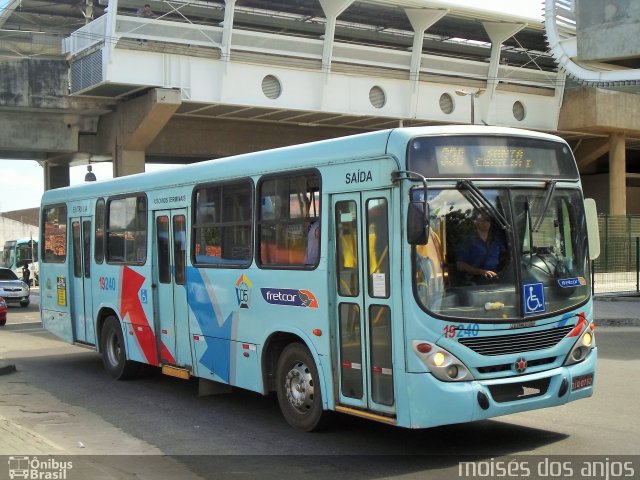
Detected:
[3,238,36,245]
[41,126,566,205]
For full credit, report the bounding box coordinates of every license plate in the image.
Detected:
[572,373,594,391]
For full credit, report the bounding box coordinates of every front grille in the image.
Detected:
[1,288,21,292]
[488,378,550,403]
[459,326,573,356]
[477,356,557,374]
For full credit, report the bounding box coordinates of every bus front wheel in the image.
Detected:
[276,343,326,431]
[100,316,139,380]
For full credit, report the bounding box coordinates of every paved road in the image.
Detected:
[1,295,639,479]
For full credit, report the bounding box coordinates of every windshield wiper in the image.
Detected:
[457,180,510,231]
[524,198,533,260]
[532,180,556,233]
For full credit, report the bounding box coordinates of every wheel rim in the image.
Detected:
[284,360,315,414]
[106,330,122,368]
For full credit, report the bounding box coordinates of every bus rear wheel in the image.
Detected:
[276,343,326,431]
[100,316,139,380]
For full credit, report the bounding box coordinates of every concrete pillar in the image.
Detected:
[97,88,181,178]
[574,137,610,171]
[609,133,626,215]
[113,147,145,177]
[44,163,70,190]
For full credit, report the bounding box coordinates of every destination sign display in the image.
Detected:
[435,145,548,174]
[408,136,579,179]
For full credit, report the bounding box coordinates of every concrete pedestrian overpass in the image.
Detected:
[1,0,640,214]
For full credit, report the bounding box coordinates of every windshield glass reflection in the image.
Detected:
[413,188,590,320]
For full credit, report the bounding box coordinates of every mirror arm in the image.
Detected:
[392,170,429,225]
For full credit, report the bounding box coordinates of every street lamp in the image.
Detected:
[455,89,485,124]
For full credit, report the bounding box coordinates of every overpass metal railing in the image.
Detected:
[592,215,640,296]
[62,6,561,91]
[63,14,108,56]
[115,16,222,47]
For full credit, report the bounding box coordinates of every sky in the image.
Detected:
[0,0,543,214]
[0,160,178,213]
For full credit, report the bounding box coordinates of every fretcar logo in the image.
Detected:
[260,288,318,308]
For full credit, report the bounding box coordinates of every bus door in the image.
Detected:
[152,209,191,368]
[331,190,395,415]
[70,217,94,344]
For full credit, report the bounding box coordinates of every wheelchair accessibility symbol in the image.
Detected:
[523,282,545,314]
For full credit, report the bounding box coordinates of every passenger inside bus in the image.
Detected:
[305,219,320,265]
[415,229,444,309]
[456,211,507,284]
[303,192,321,265]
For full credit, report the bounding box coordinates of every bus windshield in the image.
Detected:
[16,241,38,265]
[2,240,38,269]
[413,187,590,320]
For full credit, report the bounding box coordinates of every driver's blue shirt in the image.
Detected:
[457,234,505,271]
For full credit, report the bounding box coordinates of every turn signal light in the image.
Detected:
[416,343,432,353]
[312,329,322,337]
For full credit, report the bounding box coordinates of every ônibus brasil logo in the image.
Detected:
[8,456,73,479]
[260,288,318,308]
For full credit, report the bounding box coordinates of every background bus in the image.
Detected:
[2,238,38,286]
[39,126,600,431]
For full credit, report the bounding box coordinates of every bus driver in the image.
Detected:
[456,211,506,283]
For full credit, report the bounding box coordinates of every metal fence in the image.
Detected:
[592,215,640,295]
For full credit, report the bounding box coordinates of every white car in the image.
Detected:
[0,268,30,307]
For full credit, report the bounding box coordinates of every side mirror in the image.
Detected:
[584,198,600,260]
[407,201,430,245]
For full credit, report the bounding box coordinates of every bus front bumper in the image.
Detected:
[403,348,596,429]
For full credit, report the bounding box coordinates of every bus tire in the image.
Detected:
[276,343,326,432]
[100,316,139,380]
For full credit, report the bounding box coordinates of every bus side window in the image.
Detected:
[41,205,67,264]
[257,171,320,268]
[366,198,389,298]
[173,215,186,285]
[106,195,147,265]
[95,198,105,264]
[335,201,359,297]
[192,180,253,267]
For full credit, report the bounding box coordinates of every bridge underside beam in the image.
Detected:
[573,138,610,170]
[0,112,79,156]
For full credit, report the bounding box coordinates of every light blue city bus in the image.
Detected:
[2,238,39,287]
[39,126,600,431]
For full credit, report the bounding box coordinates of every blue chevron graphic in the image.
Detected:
[186,266,233,382]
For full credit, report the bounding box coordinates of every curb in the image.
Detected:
[594,296,640,302]
[0,360,17,375]
[596,318,640,327]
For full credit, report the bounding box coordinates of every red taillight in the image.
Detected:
[416,343,432,354]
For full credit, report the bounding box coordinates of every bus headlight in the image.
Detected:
[412,341,474,382]
[564,329,595,366]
